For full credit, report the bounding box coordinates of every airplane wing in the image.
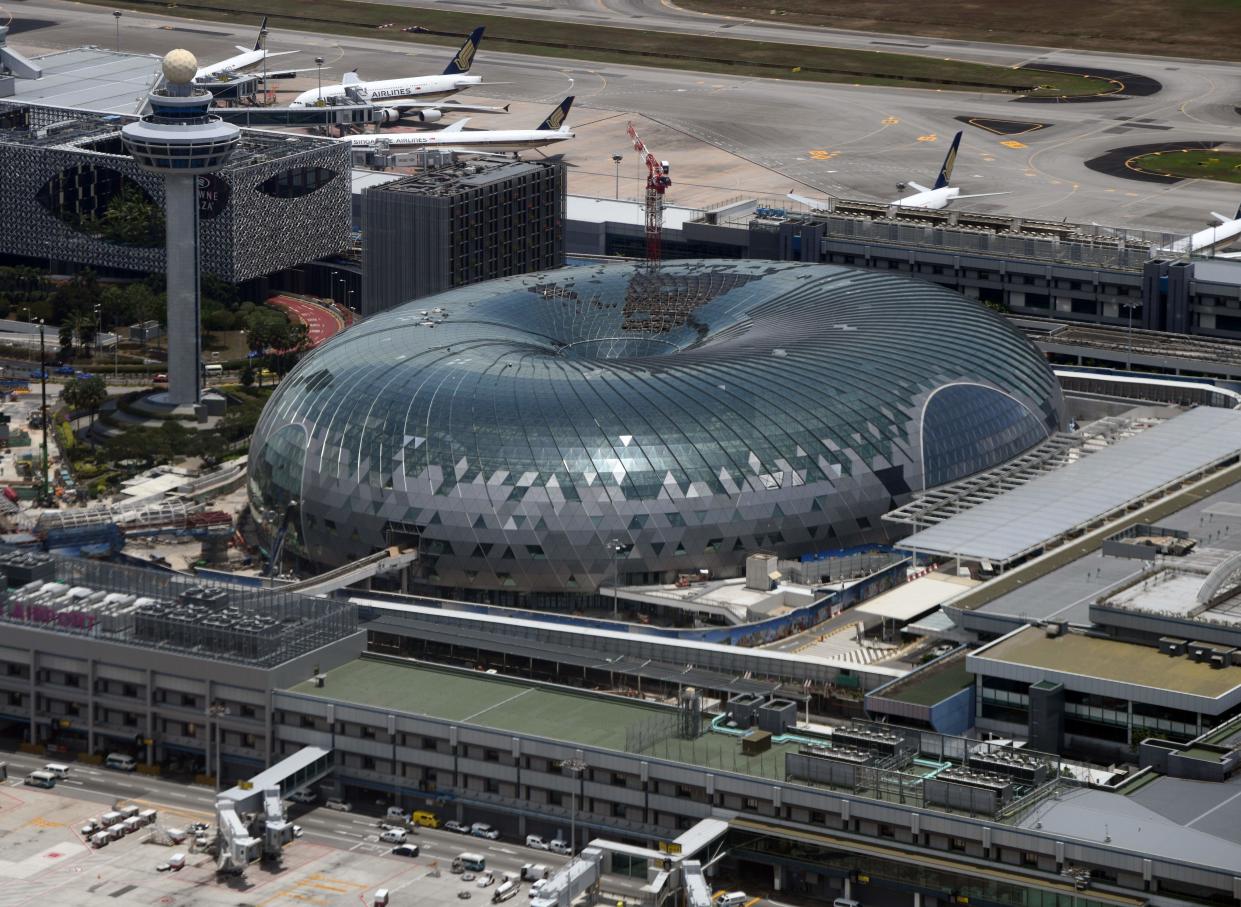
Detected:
[440,119,470,133]
[786,191,829,210]
[260,66,326,79]
[396,101,511,115]
[955,191,1011,200]
[905,181,931,193]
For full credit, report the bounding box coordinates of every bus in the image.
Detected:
[452,853,486,873]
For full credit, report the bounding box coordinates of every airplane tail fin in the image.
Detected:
[254,16,269,52]
[443,27,485,75]
[342,71,361,87]
[932,130,963,191]
[538,96,574,132]
[1235,200,1241,220]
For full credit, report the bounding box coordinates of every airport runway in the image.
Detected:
[12,0,1241,233]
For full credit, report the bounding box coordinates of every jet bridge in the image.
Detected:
[215,746,332,875]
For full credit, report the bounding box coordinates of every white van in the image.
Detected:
[492,880,519,903]
[716,894,749,907]
[204,364,224,378]
[43,763,71,779]
[105,753,136,772]
[24,770,55,788]
[452,853,486,874]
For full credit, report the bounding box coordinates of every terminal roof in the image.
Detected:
[900,407,1241,565]
[12,48,161,115]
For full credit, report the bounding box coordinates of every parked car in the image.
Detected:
[379,827,407,844]
[287,789,316,804]
[476,870,496,888]
[548,839,571,855]
[471,823,499,840]
[444,820,469,834]
[390,844,420,858]
[324,798,352,812]
[152,374,168,385]
[55,365,74,376]
[528,879,548,899]
[525,835,547,850]
[385,806,407,823]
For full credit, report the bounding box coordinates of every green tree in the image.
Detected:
[100,184,164,247]
[61,375,107,429]
[241,364,255,388]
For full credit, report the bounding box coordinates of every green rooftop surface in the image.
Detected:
[881,660,973,706]
[1179,746,1227,762]
[287,657,799,778]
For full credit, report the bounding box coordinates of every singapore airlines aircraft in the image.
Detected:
[1158,203,1241,257]
[789,131,1010,212]
[288,27,504,122]
[195,17,296,81]
[346,96,574,155]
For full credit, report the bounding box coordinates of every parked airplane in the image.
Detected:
[788,131,1009,212]
[195,17,295,81]
[289,27,499,122]
[346,96,574,154]
[1158,202,1241,257]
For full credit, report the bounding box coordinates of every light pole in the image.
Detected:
[612,154,623,199]
[113,11,122,52]
[93,303,101,362]
[315,57,325,103]
[563,757,586,856]
[37,319,49,507]
[208,701,229,791]
[329,269,338,304]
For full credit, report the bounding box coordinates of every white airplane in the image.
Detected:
[1158,203,1241,258]
[195,17,296,81]
[789,131,1009,212]
[346,96,574,154]
[289,27,501,123]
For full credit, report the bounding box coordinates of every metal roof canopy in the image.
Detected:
[13,48,162,115]
[897,407,1241,566]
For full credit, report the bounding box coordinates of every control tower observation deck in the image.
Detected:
[122,50,239,410]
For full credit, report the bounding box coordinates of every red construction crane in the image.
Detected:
[627,121,671,266]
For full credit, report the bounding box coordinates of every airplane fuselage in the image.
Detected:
[894,187,959,210]
[197,49,276,79]
[291,75,481,107]
[348,129,572,153]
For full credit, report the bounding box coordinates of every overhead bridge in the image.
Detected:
[212,104,390,127]
[280,547,418,596]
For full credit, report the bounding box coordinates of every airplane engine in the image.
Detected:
[379,108,404,124]
[411,109,442,123]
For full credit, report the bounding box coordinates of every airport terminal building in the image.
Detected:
[0,100,351,283]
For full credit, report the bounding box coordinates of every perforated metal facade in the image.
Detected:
[248,260,1064,593]
[0,100,350,282]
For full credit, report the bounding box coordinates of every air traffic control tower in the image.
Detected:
[122,50,239,410]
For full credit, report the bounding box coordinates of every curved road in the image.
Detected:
[269,295,346,349]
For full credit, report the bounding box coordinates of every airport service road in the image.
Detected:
[14,0,1241,233]
[269,296,346,348]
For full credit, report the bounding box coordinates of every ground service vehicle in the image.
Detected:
[453,853,486,873]
[411,810,439,828]
[105,753,136,771]
[24,770,55,788]
[493,881,519,902]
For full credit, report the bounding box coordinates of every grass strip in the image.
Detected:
[83,0,1111,96]
[1128,149,1241,185]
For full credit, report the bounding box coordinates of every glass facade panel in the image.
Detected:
[249,261,1064,593]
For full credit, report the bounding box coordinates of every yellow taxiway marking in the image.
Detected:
[917,133,938,142]
[808,150,838,160]
[883,116,900,125]
[1001,140,1027,149]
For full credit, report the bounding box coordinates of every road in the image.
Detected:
[12,0,1241,234]
[269,295,346,349]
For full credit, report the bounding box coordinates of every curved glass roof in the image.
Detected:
[249,260,1063,590]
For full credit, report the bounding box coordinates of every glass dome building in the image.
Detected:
[248,260,1064,594]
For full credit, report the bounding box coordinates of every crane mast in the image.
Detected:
[626,121,671,268]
